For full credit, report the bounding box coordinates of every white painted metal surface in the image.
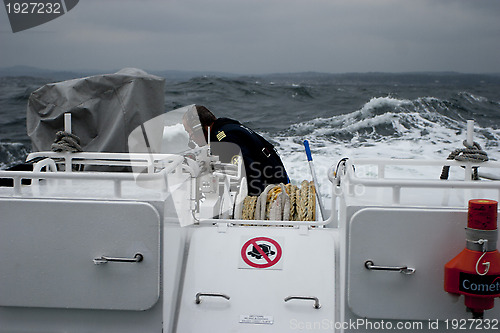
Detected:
[348,207,500,320]
[0,199,160,310]
[176,226,337,332]
[0,146,499,332]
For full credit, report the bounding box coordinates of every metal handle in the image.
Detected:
[93,253,143,265]
[284,296,321,309]
[364,260,415,275]
[195,292,230,304]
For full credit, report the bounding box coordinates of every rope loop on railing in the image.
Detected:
[51,131,83,153]
[440,140,488,180]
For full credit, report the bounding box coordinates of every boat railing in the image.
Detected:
[26,151,184,172]
[0,152,184,198]
[199,217,331,228]
[334,158,500,204]
[202,159,500,229]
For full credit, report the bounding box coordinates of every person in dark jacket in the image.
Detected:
[183,105,289,195]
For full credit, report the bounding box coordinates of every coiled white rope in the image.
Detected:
[241,180,316,221]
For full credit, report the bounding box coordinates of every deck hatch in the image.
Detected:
[0,199,160,310]
[347,207,500,320]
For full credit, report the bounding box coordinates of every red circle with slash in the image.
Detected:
[241,237,282,268]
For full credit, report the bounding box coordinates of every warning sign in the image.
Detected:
[240,237,283,269]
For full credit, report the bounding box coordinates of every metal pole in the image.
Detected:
[303,140,325,220]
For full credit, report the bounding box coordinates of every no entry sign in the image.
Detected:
[240,237,282,269]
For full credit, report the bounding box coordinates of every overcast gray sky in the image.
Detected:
[1,0,499,74]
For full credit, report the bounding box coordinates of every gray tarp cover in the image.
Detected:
[27,68,165,153]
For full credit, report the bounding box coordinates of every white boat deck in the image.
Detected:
[1,151,499,332]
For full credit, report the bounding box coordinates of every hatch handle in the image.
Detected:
[284,296,321,309]
[93,253,143,265]
[364,260,415,275]
[195,292,230,304]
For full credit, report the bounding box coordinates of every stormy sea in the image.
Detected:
[1,71,500,196]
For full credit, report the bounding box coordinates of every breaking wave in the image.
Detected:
[1,73,499,180]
